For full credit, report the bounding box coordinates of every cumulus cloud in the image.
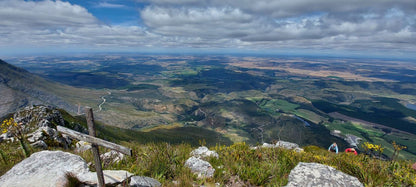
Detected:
[0,0,97,28]
[141,6,257,38]
[0,0,154,50]
[0,0,415,55]
[139,0,416,53]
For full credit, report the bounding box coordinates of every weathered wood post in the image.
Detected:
[85,107,105,187]
[58,107,132,186]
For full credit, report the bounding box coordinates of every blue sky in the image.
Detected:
[0,0,415,58]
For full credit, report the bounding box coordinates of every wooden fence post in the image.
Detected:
[85,107,105,187]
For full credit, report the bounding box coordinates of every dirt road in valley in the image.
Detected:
[98,91,111,112]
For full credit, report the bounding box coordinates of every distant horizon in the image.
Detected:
[1,50,415,62]
[1,0,415,59]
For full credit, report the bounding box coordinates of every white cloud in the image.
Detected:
[0,0,415,56]
[0,0,97,28]
[141,6,257,38]
[96,2,126,9]
[0,0,153,50]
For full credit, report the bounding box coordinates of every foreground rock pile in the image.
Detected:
[0,151,161,187]
[185,146,218,178]
[0,105,87,149]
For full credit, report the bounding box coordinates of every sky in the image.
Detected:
[0,0,415,58]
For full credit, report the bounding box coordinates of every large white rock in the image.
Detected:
[77,170,133,186]
[0,151,89,187]
[130,176,161,187]
[185,156,215,178]
[285,162,364,187]
[190,146,219,158]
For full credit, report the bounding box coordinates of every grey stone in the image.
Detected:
[27,126,56,143]
[75,141,92,152]
[31,140,48,149]
[185,156,215,178]
[38,119,52,127]
[77,170,133,186]
[0,132,11,143]
[275,140,300,150]
[190,146,219,158]
[285,162,364,187]
[261,143,275,148]
[252,141,304,152]
[0,150,89,187]
[129,176,161,187]
[100,150,125,167]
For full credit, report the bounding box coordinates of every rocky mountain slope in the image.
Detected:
[0,59,76,118]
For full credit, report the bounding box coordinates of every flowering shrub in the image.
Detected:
[362,142,384,157]
[392,141,407,161]
[0,118,30,157]
[1,118,17,134]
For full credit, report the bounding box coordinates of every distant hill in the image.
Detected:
[0,59,76,118]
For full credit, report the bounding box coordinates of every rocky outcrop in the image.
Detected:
[130,176,162,187]
[285,162,364,187]
[185,156,215,178]
[13,105,65,129]
[1,105,87,149]
[190,146,219,158]
[0,151,89,187]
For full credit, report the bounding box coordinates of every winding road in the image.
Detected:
[98,91,111,112]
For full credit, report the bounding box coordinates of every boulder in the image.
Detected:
[100,150,125,167]
[185,156,215,178]
[77,170,133,186]
[129,176,161,187]
[0,150,89,187]
[276,141,300,150]
[190,146,219,158]
[285,162,364,187]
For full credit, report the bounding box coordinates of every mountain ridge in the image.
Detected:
[0,59,76,118]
